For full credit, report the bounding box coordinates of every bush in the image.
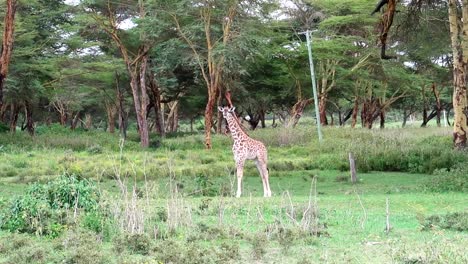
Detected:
[0,174,101,236]
[61,229,110,264]
[0,122,8,133]
[35,124,71,135]
[424,163,468,192]
[421,211,468,231]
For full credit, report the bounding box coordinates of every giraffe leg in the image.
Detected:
[261,163,271,197]
[256,160,268,197]
[236,160,245,198]
[263,164,271,197]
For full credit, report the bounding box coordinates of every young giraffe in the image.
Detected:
[218,106,272,198]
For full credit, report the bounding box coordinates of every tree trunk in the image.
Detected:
[84,114,92,130]
[0,103,7,122]
[377,0,397,59]
[362,99,380,129]
[421,84,428,127]
[421,108,428,127]
[319,94,328,126]
[190,117,194,132]
[260,110,266,128]
[216,92,223,133]
[148,70,165,137]
[70,112,80,130]
[165,101,180,133]
[449,0,468,149]
[380,110,385,129]
[204,93,216,149]
[105,102,116,133]
[9,103,19,132]
[24,101,34,136]
[287,98,313,128]
[122,51,149,146]
[402,109,407,127]
[54,101,67,126]
[432,83,442,127]
[118,92,127,139]
[338,109,343,126]
[0,0,17,112]
[351,98,359,128]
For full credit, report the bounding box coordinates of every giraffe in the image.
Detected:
[218,106,272,198]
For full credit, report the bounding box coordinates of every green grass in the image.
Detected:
[0,126,467,263]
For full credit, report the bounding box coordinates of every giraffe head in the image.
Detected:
[218,106,236,119]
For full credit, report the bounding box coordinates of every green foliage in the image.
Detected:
[125,233,151,255]
[0,174,101,236]
[194,174,217,197]
[0,122,8,133]
[424,163,468,192]
[35,124,71,135]
[60,229,110,264]
[249,233,268,260]
[421,211,468,232]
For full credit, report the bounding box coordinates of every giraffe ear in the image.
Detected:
[218,106,223,112]
[229,107,236,113]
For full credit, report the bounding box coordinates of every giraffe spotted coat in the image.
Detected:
[218,106,272,197]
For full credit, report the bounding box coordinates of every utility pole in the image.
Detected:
[300,30,323,141]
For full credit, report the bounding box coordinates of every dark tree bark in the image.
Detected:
[0,103,8,122]
[260,110,266,128]
[70,112,80,130]
[376,0,397,60]
[319,94,328,126]
[9,103,19,132]
[0,0,17,112]
[287,98,313,128]
[216,91,223,133]
[342,108,353,126]
[421,84,429,127]
[351,97,359,128]
[402,109,407,127]
[380,110,385,129]
[431,83,442,127]
[24,100,34,135]
[148,71,165,136]
[115,73,127,139]
[105,102,116,134]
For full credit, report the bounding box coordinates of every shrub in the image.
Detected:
[0,174,101,236]
[0,122,9,133]
[421,211,468,231]
[87,144,103,154]
[123,233,152,255]
[35,124,71,135]
[61,229,109,264]
[424,163,468,192]
[249,233,268,260]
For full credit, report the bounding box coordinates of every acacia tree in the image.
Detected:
[375,0,467,148]
[448,0,468,149]
[170,0,239,149]
[169,0,270,148]
[0,0,17,115]
[85,0,152,147]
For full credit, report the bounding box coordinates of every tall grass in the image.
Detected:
[1,125,467,182]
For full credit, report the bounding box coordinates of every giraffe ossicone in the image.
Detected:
[218,106,272,198]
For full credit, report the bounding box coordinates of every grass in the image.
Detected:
[0,125,467,263]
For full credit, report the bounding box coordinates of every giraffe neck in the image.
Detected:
[226,114,248,142]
